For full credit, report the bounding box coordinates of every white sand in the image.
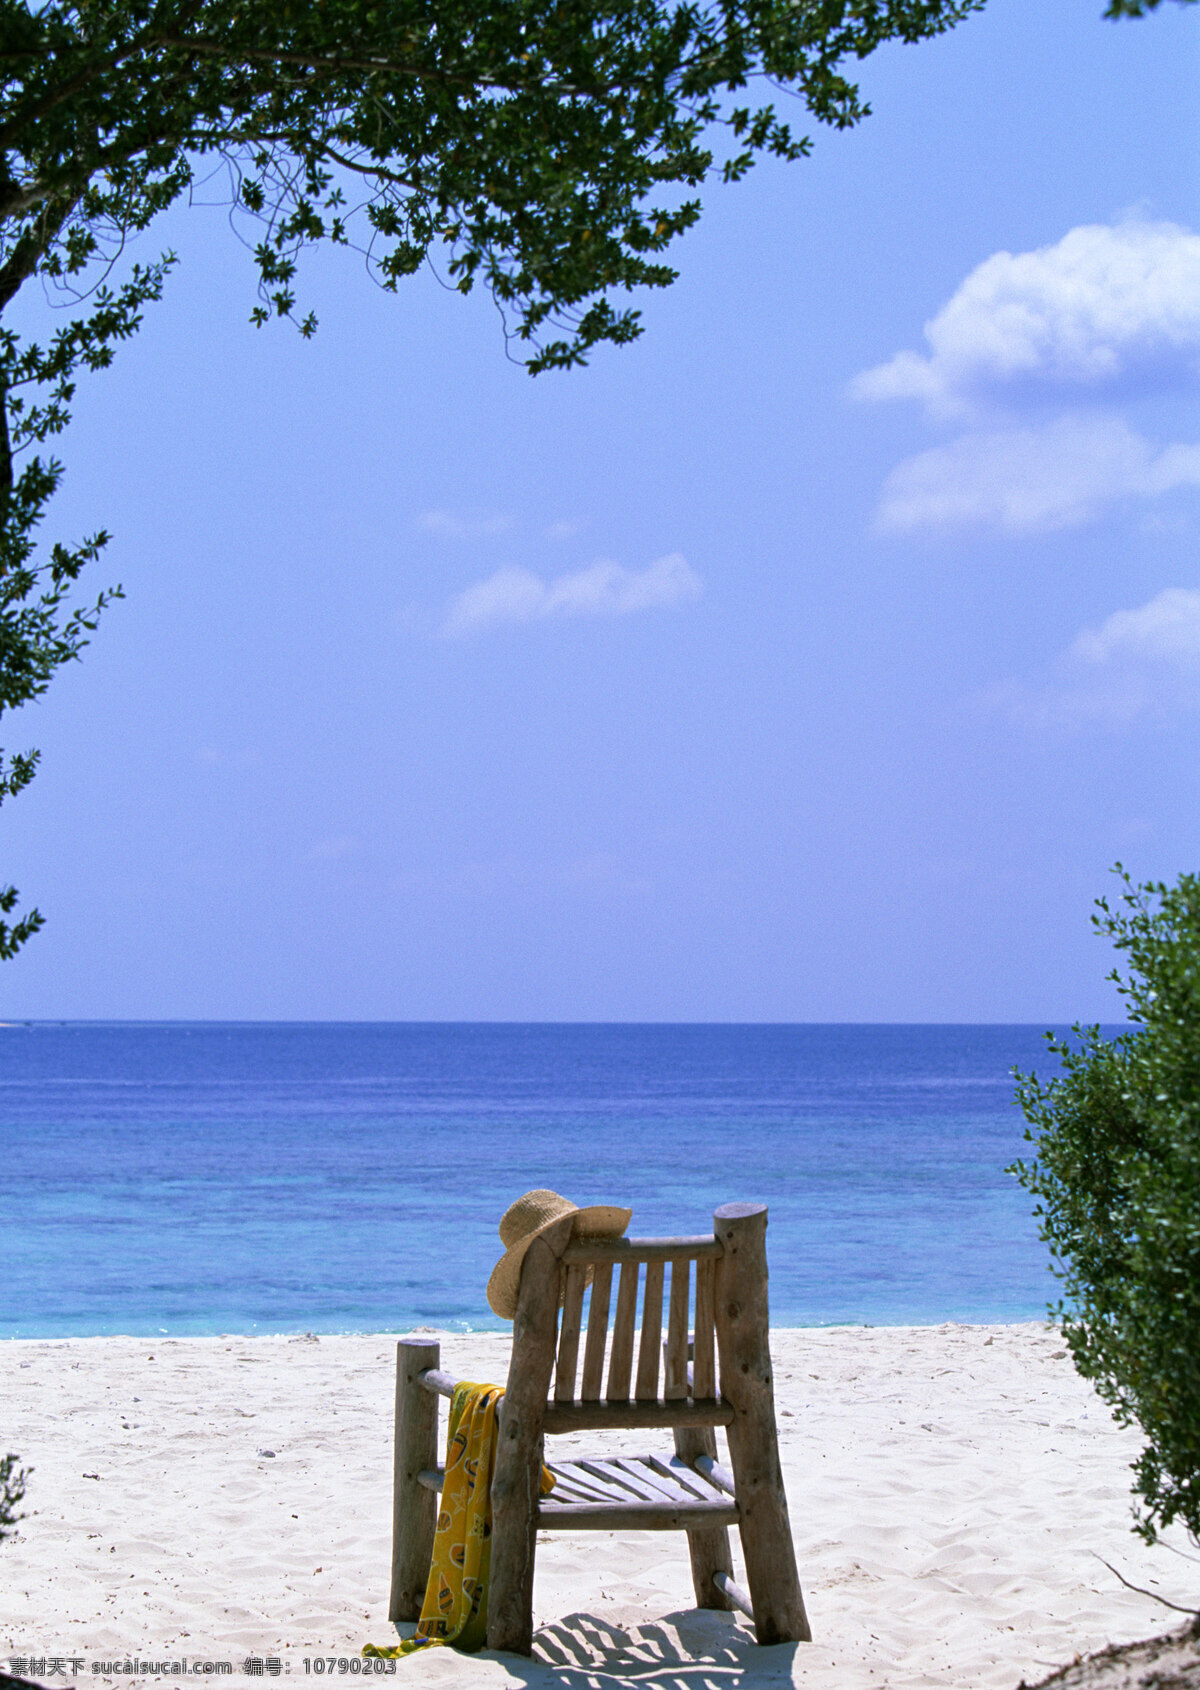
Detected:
[2,1325,1194,1689]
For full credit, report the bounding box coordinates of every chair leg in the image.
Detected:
[714,1204,812,1645]
[674,1425,736,1612]
[486,1424,541,1655]
[389,1339,440,1623]
[727,1414,810,1645]
[486,1230,566,1655]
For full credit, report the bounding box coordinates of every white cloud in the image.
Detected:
[418,509,513,539]
[877,412,1200,534]
[855,223,1200,536]
[1071,587,1200,666]
[989,587,1200,726]
[442,553,702,636]
[854,221,1200,418]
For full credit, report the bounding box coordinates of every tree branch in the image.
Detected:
[313,142,419,191]
[146,31,637,101]
[0,36,158,150]
[0,200,72,313]
[0,383,12,507]
[0,178,51,221]
[1092,1554,1199,1617]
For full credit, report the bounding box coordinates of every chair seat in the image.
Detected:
[537,1453,740,1531]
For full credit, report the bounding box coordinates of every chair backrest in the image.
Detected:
[551,1235,725,1408]
[501,1203,773,1437]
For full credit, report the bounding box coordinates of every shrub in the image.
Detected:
[0,1452,28,1546]
[1012,867,1200,1545]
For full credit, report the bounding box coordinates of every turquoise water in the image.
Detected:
[0,1022,1090,1337]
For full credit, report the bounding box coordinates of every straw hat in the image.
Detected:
[486,1189,632,1319]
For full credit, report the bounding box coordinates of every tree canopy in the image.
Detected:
[1013,869,1200,1548]
[1104,0,1195,15]
[1,0,990,956]
[2,0,987,366]
[14,0,1182,956]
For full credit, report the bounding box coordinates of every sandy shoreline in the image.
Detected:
[2,1324,1194,1689]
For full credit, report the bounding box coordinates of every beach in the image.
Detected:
[2,1323,1193,1689]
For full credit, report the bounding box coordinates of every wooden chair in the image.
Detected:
[388,1201,810,1656]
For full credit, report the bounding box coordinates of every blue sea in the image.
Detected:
[0,1022,1101,1338]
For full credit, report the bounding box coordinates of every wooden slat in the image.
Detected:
[576,1459,651,1501]
[563,1236,724,1265]
[693,1258,716,1400]
[416,1367,459,1399]
[714,1571,756,1620]
[618,1457,699,1505]
[542,1397,733,1434]
[606,1260,638,1402]
[543,1474,609,1504]
[536,1500,740,1532]
[646,1454,727,1505]
[610,1458,686,1504]
[406,1423,735,1498]
[547,1462,635,1504]
[648,1455,708,1501]
[554,1452,729,1508]
[579,1262,613,1401]
[664,1259,690,1400]
[452,1454,694,1505]
[554,1263,586,1403]
[546,1486,591,1506]
[635,1261,664,1402]
[692,1453,737,1497]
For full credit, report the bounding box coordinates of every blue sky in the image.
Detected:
[3,0,1199,1021]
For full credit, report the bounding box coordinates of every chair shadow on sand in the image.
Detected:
[511,1607,800,1689]
[387,1607,801,1688]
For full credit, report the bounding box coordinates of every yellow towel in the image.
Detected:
[364,1381,554,1658]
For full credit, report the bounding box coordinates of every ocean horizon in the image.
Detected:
[1,1020,1112,1339]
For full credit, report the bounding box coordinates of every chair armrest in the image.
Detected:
[416,1367,461,1399]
